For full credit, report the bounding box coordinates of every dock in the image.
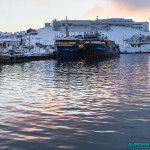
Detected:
[0,53,56,64]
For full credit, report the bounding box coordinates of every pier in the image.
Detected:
[0,53,56,64]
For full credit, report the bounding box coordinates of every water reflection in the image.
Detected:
[0,54,150,150]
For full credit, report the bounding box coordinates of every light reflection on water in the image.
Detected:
[0,54,150,150]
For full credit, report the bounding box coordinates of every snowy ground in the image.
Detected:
[101,26,150,53]
[9,26,150,54]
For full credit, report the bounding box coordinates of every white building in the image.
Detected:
[132,22,149,32]
[45,23,51,28]
[0,39,21,48]
[0,32,14,39]
[103,18,149,32]
[52,18,149,32]
[52,19,109,32]
[14,31,26,38]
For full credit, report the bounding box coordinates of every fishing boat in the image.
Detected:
[82,31,120,58]
[54,18,83,60]
[82,16,120,58]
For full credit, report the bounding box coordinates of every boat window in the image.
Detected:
[56,40,75,42]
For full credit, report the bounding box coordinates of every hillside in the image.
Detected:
[27,26,150,53]
[101,26,150,53]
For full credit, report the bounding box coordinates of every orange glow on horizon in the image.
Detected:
[82,0,150,23]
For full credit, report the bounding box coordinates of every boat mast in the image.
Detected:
[28,33,30,53]
[65,16,69,37]
[96,16,99,34]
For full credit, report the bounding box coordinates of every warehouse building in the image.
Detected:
[52,18,149,32]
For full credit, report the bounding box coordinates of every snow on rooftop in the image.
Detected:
[101,26,150,53]
[0,38,20,42]
[14,31,26,36]
[1,32,13,36]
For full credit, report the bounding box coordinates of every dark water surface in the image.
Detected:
[0,54,150,150]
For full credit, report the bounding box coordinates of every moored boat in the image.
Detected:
[55,36,83,60]
[54,17,84,60]
[82,31,120,59]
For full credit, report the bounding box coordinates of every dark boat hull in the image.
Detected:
[83,43,120,58]
[56,45,82,60]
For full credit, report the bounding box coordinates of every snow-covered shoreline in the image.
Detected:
[101,26,150,53]
[34,26,150,54]
[1,26,150,55]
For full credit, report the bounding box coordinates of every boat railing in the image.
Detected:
[55,41,76,45]
[54,36,76,40]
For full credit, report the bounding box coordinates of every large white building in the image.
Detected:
[52,18,149,32]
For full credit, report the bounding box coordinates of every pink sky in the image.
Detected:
[83,0,150,22]
[0,0,150,32]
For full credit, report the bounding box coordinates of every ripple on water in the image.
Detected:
[0,55,150,150]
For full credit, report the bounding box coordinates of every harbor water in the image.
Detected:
[0,54,150,150]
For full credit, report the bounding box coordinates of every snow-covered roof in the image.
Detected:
[14,31,26,36]
[1,32,13,36]
[0,38,20,42]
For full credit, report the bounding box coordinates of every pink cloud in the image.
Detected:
[82,0,150,22]
[111,0,150,10]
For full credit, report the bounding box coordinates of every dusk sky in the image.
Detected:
[0,0,150,32]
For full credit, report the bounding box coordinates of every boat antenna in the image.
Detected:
[65,16,69,37]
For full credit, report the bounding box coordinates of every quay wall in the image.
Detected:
[0,54,56,64]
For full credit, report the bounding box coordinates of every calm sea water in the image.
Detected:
[0,54,150,150]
